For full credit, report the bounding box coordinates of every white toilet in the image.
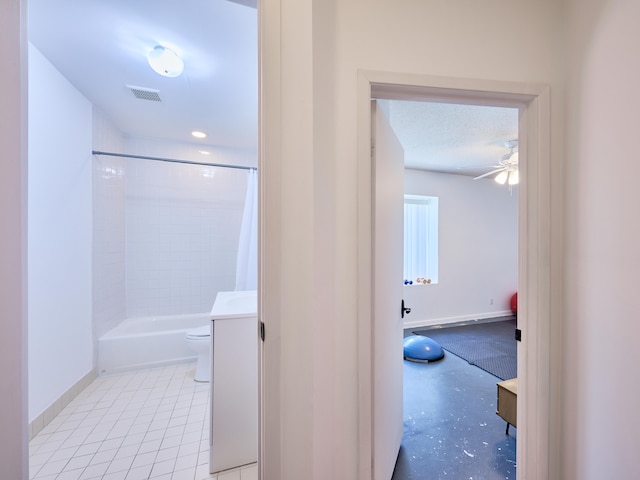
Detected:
[185,325,211,382]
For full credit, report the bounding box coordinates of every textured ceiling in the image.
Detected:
[387,101,519,177]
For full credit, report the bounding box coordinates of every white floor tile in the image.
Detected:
[174,454,199,472]
[29,450,54,467]
[170,467,197,480]
[217,468,241,480]
[105,456,135,475]
[101,472,128,480]
[78,461,110,479]
[240,464,257,480]
[131,450,157,468]
[28,363,246,480]
[63,453,94,471]
[124,463,153,480]
[74,441,102,457]
[89,448,118,466]
[150,458,177,477]
[56,469,84,480]
[156,445,180,463]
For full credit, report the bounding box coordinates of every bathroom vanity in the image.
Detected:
[209,290,258,473]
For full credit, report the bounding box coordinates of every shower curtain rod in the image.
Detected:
[92,150,256,171]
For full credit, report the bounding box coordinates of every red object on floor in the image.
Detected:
[511,293,518,314]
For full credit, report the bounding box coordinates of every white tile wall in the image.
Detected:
[92,125,253,327]
[125,158,247,317]
[92,108,127,344]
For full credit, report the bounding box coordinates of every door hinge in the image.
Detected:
[260,321,265,342]
[515,328,522,342]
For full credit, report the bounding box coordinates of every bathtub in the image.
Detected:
[98,313,210,375]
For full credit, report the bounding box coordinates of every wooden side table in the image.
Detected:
[496,378,518,434]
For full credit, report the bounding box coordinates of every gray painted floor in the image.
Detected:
[392,336,517,480]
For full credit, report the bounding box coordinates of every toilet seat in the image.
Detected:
[186,325,210,339]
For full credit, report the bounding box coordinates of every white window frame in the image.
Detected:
[404,194,438,284]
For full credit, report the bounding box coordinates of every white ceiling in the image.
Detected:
[386,100,519,177]
[28,0,518,176]
[28,0,259,152]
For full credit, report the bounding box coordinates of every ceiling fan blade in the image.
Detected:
[473,168,504,180]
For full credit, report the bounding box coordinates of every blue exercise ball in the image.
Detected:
[403,335,444,362]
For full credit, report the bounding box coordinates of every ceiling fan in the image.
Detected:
[474,139,519,185]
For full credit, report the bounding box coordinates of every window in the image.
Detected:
[404,194,438,284]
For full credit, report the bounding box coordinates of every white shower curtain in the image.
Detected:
[235,169,258,291]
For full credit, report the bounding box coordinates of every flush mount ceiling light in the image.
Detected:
[191,131,207,139]
[147,45,184,78]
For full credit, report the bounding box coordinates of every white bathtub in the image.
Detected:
[98,313,210,375]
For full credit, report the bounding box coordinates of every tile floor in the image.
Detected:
[29,363,257,480]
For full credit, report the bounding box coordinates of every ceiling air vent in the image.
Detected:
[126,85,161,102]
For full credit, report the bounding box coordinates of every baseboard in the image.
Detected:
[29,369,96,441]
[403,310,513,330]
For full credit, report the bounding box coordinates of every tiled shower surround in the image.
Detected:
[124,159,246,317]
[93,143,248,325]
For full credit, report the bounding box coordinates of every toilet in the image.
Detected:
[185,325,211,382]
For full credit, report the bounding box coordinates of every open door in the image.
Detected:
[371,100,405,479]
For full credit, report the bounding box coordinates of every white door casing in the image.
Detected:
[358,71,552,480]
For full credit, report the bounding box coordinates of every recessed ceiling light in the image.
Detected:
[191,131,207,139]
[198,150,211,155]
[147,45,184,78]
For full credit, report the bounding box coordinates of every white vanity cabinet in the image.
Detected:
[209,290,258,473]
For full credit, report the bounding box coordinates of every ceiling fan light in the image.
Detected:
[495,170,509,184]
[508,169,519,185]
[147,45,184,78]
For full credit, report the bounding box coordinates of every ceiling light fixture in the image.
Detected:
[191,131,207,139]
[494,170,509,185]
[147,45,184,78]
[474,140,519,188]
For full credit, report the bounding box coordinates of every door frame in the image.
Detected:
[357,70,552,480]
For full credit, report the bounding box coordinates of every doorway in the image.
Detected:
[26,1,259,479]
[387,98,519,478]
[358,72,552,480]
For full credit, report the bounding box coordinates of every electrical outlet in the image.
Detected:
[490,298,494,305]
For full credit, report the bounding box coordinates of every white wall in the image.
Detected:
[0,0,27,475]
[27,44,93,422]
[403,169,517,328]
[262,0,564,478]
[124,156,247,317]
[564,1,640,478]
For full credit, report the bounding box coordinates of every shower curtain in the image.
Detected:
[235,169,258,291]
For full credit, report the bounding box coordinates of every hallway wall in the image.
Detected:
[563,1,640,478]
[262,0,564,478]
